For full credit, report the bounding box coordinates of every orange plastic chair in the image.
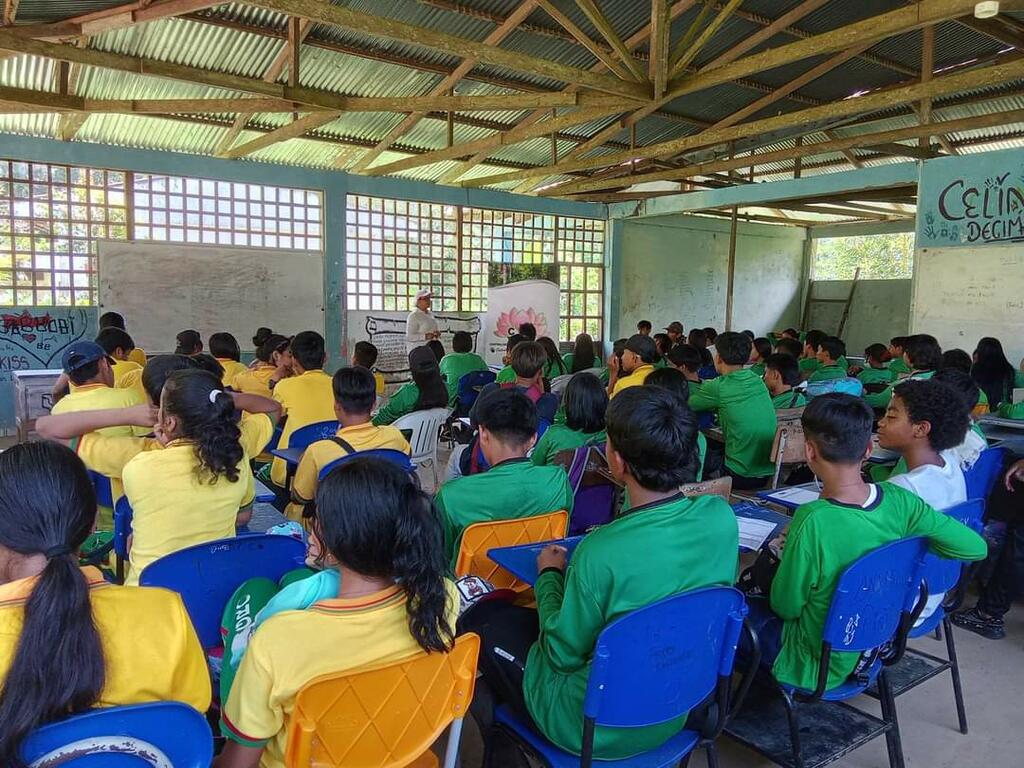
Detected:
[454,510,569,592]
[284,633,480,768]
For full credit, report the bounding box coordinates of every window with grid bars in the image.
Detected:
[0,160,128,306]
[346,195,605,340]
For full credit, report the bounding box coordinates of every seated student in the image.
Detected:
[652,333,673,368]
[690,332,777,490]
[518,322,538,341]
[973,336,1024,410]
[496,334,526,384]
[749,337,772,376]
[538,336,568,380]
[233,334,291,398]
[780,327,800,341]
[763,353,808,409]
[287,367,410,520]
[645,367,707,480]
[774,336,803,360]
[637,319,652,336]
[667,343,704,388]
[474,342,560,427]
[866,333,942,410]
[51,341,145,430]
[798,329,827,379]
[95,326,144,391]
[665,321,684,346]
[0,443,210,766]
[889,336,911,378]
[439,331,487,404]
[703,326,718,358]
[210,332,248,388]
[563,332,599,374]
[372,346,450,426]
[174,329,203,356]
[100,310,147,367]
[807,336,848,382]
[859,343,894,388]
[427,339,446,364]
[531,372,607,466]
[252,326,274,351]
[352,340,386,396]
[216,459,458,768]
[271,331,335,488]
[37,370,280,585]
[688,328,717,379]
[941,348,973,374]
[459,387,738,761]
[607,334,657,397]
[437,389,573,565]
[744,394,986,692]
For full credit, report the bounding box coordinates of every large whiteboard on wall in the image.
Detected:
[911,244,1024,365]
[98,241,324,354]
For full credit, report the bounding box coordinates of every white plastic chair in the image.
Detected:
[394,407,450,487]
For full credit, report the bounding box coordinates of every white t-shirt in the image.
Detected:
[405,307,439,352]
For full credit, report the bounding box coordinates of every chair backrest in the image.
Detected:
[318,449,416,480]
[139,535,306,648]
[455,511,568,592]
[288,420,341,451]
[457,370,496,410]
[549,373,574,394]
[21,702,212,768]
[393,407,449,461]
[284,634,480,768]
[919,499,986,596]
[821,537,928,654]
[584,587,747,727]
[770,424,806,464]
[680,475,732,500]
[965,446,1006,501]
[775,407,805,425]
[88,471,114,508]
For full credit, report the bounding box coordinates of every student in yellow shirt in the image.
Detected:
[271,331,336,488]
[175,329,204,356]
[215,458,458,768]
[100,311,147,367]
[286,367,410,520]
[233,334,292,398]
[353,340,386,396]
[51,340,145,429]
[211,332,249,388]
[607,334,658,397]
[37,371,281,586]
[0,442,210,765]
[96,326,144,390]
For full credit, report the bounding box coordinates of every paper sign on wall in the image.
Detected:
[481,280,561,366]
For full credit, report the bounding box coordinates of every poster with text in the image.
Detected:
[481,280,560,366]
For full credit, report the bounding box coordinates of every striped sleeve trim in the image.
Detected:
[220,713,270,749]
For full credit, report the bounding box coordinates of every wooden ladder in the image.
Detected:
[801,267,861,337]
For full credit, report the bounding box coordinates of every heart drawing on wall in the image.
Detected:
[0,309,90,367]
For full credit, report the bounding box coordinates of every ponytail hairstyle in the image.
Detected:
[538,336,566,376]
[316,458,454,653]
[0,443,104,768]
[570,333,596,373]
[252,326,274,349]
[161,369,242,484]
[257,333,290,365]
[408,347,449,412]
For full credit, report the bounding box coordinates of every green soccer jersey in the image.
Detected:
[371,382,420,426]
[543,359,569,380]
[749,362,766,377]
[771,389,808,409]
[798,357,820,376]
[858,366,894,387]
[689,368,777,478]
[496,365,517,384]
[531,424,606,466]
[808,363,847,383]
[435,458,574,566]
[438,352,489,403]
[865,369,935,410]
[889,357,912,378]
[524,493,738,759]
[769,483,986,691]
[998,400,1024,419]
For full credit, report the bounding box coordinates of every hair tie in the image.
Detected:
[209,389,223,404]
[44,544,72,560]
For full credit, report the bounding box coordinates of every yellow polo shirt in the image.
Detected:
[217,359,249,389]
[111,358,143,389]
[128,347,147,367]
[271,370,336,487]
[286,423,411,520]
[221,581,459,768]
[232,364,277,399]
[116,367,148,402]
[611,364,655,397]
[0,566,210,712]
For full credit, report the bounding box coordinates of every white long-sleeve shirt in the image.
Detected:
[406,307,438,352]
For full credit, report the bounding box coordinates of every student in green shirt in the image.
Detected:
[689,331,777,489]
[538,336,568,380]
[459,386,738,761]
[645,367,707,480]
[808,336,848,383]
[749,337,771,377]
[743,394,986,692]
[436,388,573,565]
[532,372,606,466]
[858,342,895,388]
[888,336,911,378]
[652,333,672,368]
[763,353,808,409]
[972,336,1024,408]
[495,333,525,384]
[371,346,449,426]
[562,332,599,374]
[865,334,941,410]
[798,329,826,379]
[667,343,704,390]
[438,331,488,405]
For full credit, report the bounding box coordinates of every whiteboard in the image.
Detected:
[98,241,324,354]
[911,244,1024,366]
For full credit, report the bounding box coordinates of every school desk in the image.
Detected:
[270,446,305,489]
[757,482,821,511]
[253,477,276,504]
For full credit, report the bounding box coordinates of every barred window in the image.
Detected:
[558,216,605,341]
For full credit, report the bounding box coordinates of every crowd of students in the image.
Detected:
[0,305,1021,767]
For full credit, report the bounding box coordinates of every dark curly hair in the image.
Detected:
[892,378,970,452]
[162,369,242,483]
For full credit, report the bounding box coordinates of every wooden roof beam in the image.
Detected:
[218,110,341,159]
[668,0,744,79]
[649,0,671,99]
[702,0,829,68]
[535,0,636,82]
[3,0,19,27]
[572,0,647,81]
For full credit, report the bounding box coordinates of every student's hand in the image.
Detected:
[125,403,158,428]
[608,355,620,374]
[1004,459,1024,492]
[848,365,864,376]
[537,544,568,573]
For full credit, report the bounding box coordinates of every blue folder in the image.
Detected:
[487,536,586,586]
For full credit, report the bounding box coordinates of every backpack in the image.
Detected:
[805,377,864,399]
[553,444,620,535]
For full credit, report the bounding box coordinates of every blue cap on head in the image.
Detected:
[61,340,109,374]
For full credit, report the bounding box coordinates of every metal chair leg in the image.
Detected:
[704,743,720,768]
[780,690,805,768]
[944,616,969,734]
[878,669,907,768]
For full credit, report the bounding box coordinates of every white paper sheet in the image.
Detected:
[769,485,821,505]
[737,517,780,551]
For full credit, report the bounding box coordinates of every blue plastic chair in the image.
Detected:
[88,470,115,508]
[21,702,212,767]
[318,448,416,480]
[138,534,305,649]
[495,586,752,768]
[726,537,929,768]
[113,496,134,584]
[965,446,1006,502]
[288,420,340,451]
[457,369,497,412]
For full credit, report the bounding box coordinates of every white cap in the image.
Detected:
[415,288,433,300]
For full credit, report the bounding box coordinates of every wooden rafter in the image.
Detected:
[960,15,1024,49]
[535,0,635,82]
[649,0,671,99]
[668,0,743,79]
[919,25,935,150]
[219,110,341,159]
[15,0,225,39]
[702,0,829,69]
[2,0,19,27]
[572,0,646,81]
[823,129,864,169]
